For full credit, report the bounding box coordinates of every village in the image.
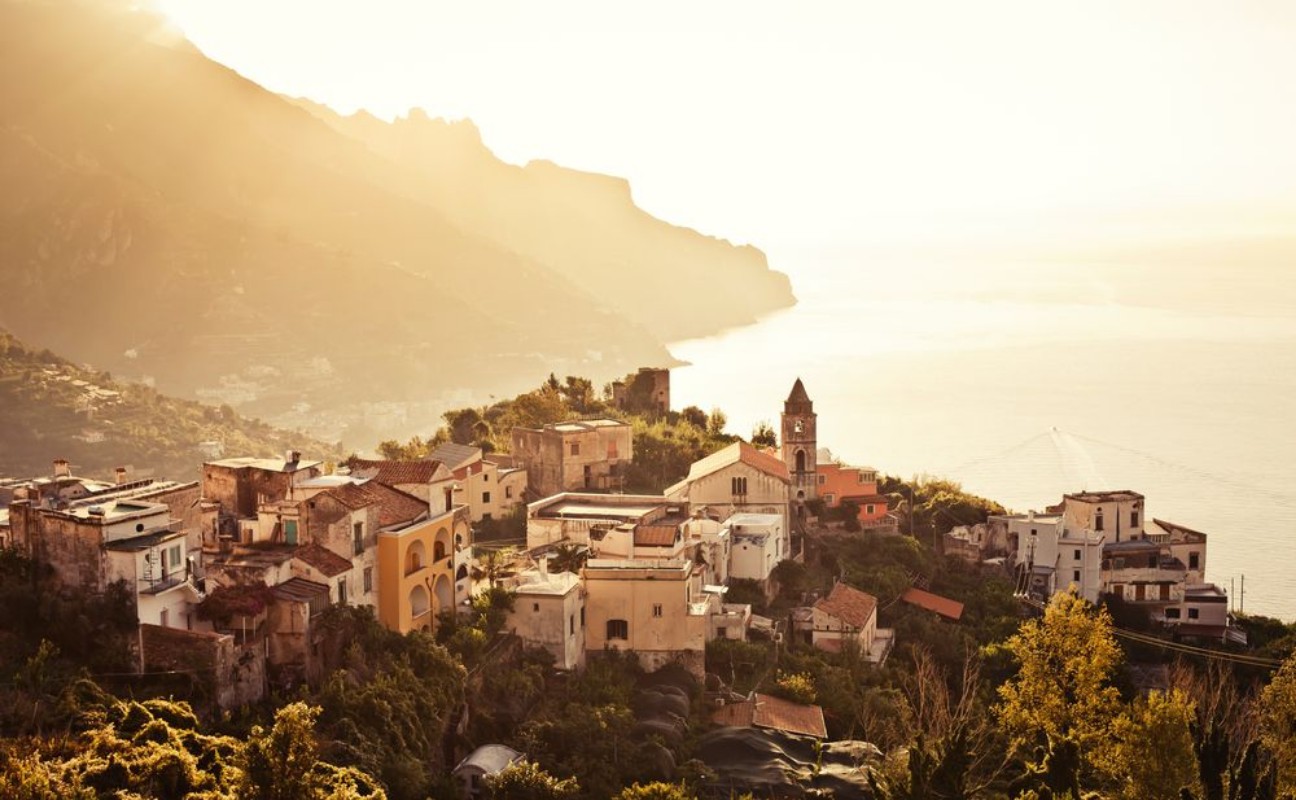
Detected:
[0,369,1254,796]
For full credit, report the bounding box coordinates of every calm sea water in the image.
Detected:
[669,257,1296,620]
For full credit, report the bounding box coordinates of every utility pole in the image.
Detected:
[1241,575,1245,614]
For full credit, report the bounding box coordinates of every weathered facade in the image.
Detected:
[511,418,633,497]
[583,558,708,677]
[665,442,791,534]
[781,379,818,503]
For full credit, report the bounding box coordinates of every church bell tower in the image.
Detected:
[781,378,818,501]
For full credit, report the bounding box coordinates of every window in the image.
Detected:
[717,627,728,638]
[825,493,835,505]
[353,522,364,556]
[1094,508,1105,532]
[162,544,182,573]
[506,486,513,499]
[1189,552,1200,570]
[1188,607,1200,620]
[865,504,875,515]
[483,473,490,482]
[858,473,868,484]
[570,442,580,456]
[607,441,618,459]
[795,450,806,473]
[580,607,585,627]
[363,567,372,594]
[652,604,663,617]
[337,579,348,606]
[1074,549,1082,561]
[1131,510,1140,528]
[817,474,826,485]
[482,491,491,504]
[533,603,540,612]
[731,476,748,496]
[1073,570,1081,582]
[570,615,575,635]
[1165,607,1181,619]
[607,619,629,640]
[160,608,169,628]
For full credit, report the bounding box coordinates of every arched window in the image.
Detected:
[1094,507,1105,532]
[795,449,806,473]
[434,540,447,562]
[409,584,430,618]
[405,540,427,575]
[606,619,629,640]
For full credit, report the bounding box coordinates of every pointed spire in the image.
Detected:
[786,378,811,405]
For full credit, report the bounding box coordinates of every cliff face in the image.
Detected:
[0,1,793,447]
[290,101,796,342]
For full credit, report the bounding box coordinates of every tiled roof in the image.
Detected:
[814,582,877,629]
[320,482,428,528]
[1150,518,1208,543]
[346,458,444,486]
[271,577,330,603]
[900,587,964,621]
[294,543,353,577]
[428,443,481,471]
[676,442,791,489]
[711,693,827,739]
[634,524,680,547]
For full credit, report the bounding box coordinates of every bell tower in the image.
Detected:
[781,378,817,501]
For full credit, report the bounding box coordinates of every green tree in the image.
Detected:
[751,420,777,447]
[995,592,1122,786]
[485,760,579,800]
[1259,649,1296,795]
[679,405,708,429]
[706,407,727,436]
[615,782,697,799]
[1100,690,1198,800]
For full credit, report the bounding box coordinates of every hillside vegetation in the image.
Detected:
[0,330,342,480]
[0,0,793,445]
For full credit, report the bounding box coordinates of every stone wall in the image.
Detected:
[140,623,265,710]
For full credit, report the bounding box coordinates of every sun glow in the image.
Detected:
[157,0,1296,270]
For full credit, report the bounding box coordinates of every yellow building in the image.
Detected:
[377,507,467,633]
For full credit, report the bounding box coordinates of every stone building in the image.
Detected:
[611,367,671,415]
[665,441,792,535]
[781,379,818,504]
[505,562,586,670]
[583,558,709,677]
[511,418,633,497]
[428,443,529,523]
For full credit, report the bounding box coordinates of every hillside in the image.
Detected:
[0,0,794,447]
[0,330,343,480]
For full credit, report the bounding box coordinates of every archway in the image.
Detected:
[795,449,806,473]
[405,540,427,575]
[409,584,430,619]
[434,526,452,562]
[433,575,454,615]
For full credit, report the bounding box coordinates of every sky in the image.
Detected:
[156,0,1296,257]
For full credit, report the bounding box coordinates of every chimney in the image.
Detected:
[285,450,301,465]
[537,556,549,582]
[115,466,128,485]
[1027,510,1035,523]
[52,459,71,479]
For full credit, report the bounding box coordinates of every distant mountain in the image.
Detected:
[0,0,794,447]
[0,330,343,480]
[287,100,796,344]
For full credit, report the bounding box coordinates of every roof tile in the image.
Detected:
[813,582,878,629]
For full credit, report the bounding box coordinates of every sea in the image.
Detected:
[668,253,1296,620]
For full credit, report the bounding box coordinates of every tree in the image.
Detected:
[995,592,1122,787]
[751,421,777,447]
[550,543,588,575]
[680,406,708,430]
[1099,690,1198,800]
[615,782,698,799]
[1259,649,1296,794]
[706,408,727,436]
[485,760,579,800]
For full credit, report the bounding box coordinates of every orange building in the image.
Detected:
[816,462,890,526]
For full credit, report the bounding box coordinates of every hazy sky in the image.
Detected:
[157,1,1296,252]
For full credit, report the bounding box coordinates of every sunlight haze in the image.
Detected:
[158,0,1296,263]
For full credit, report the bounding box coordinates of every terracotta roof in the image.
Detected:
[814,582,877,629]
[634,524,680,548]
[319,482,428,528]
[346,458,445,486]
[900,587,964,621]
[838,493,890,506]
[674,442,790,491]
[271,577,330,603]
[452,460,485,481]
[294,543,352,577]
[711,693,827,739]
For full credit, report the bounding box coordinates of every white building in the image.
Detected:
[994,509,1104,603]
[723,513,787,590]
[505,562,586,670]
[665,442,791,535]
